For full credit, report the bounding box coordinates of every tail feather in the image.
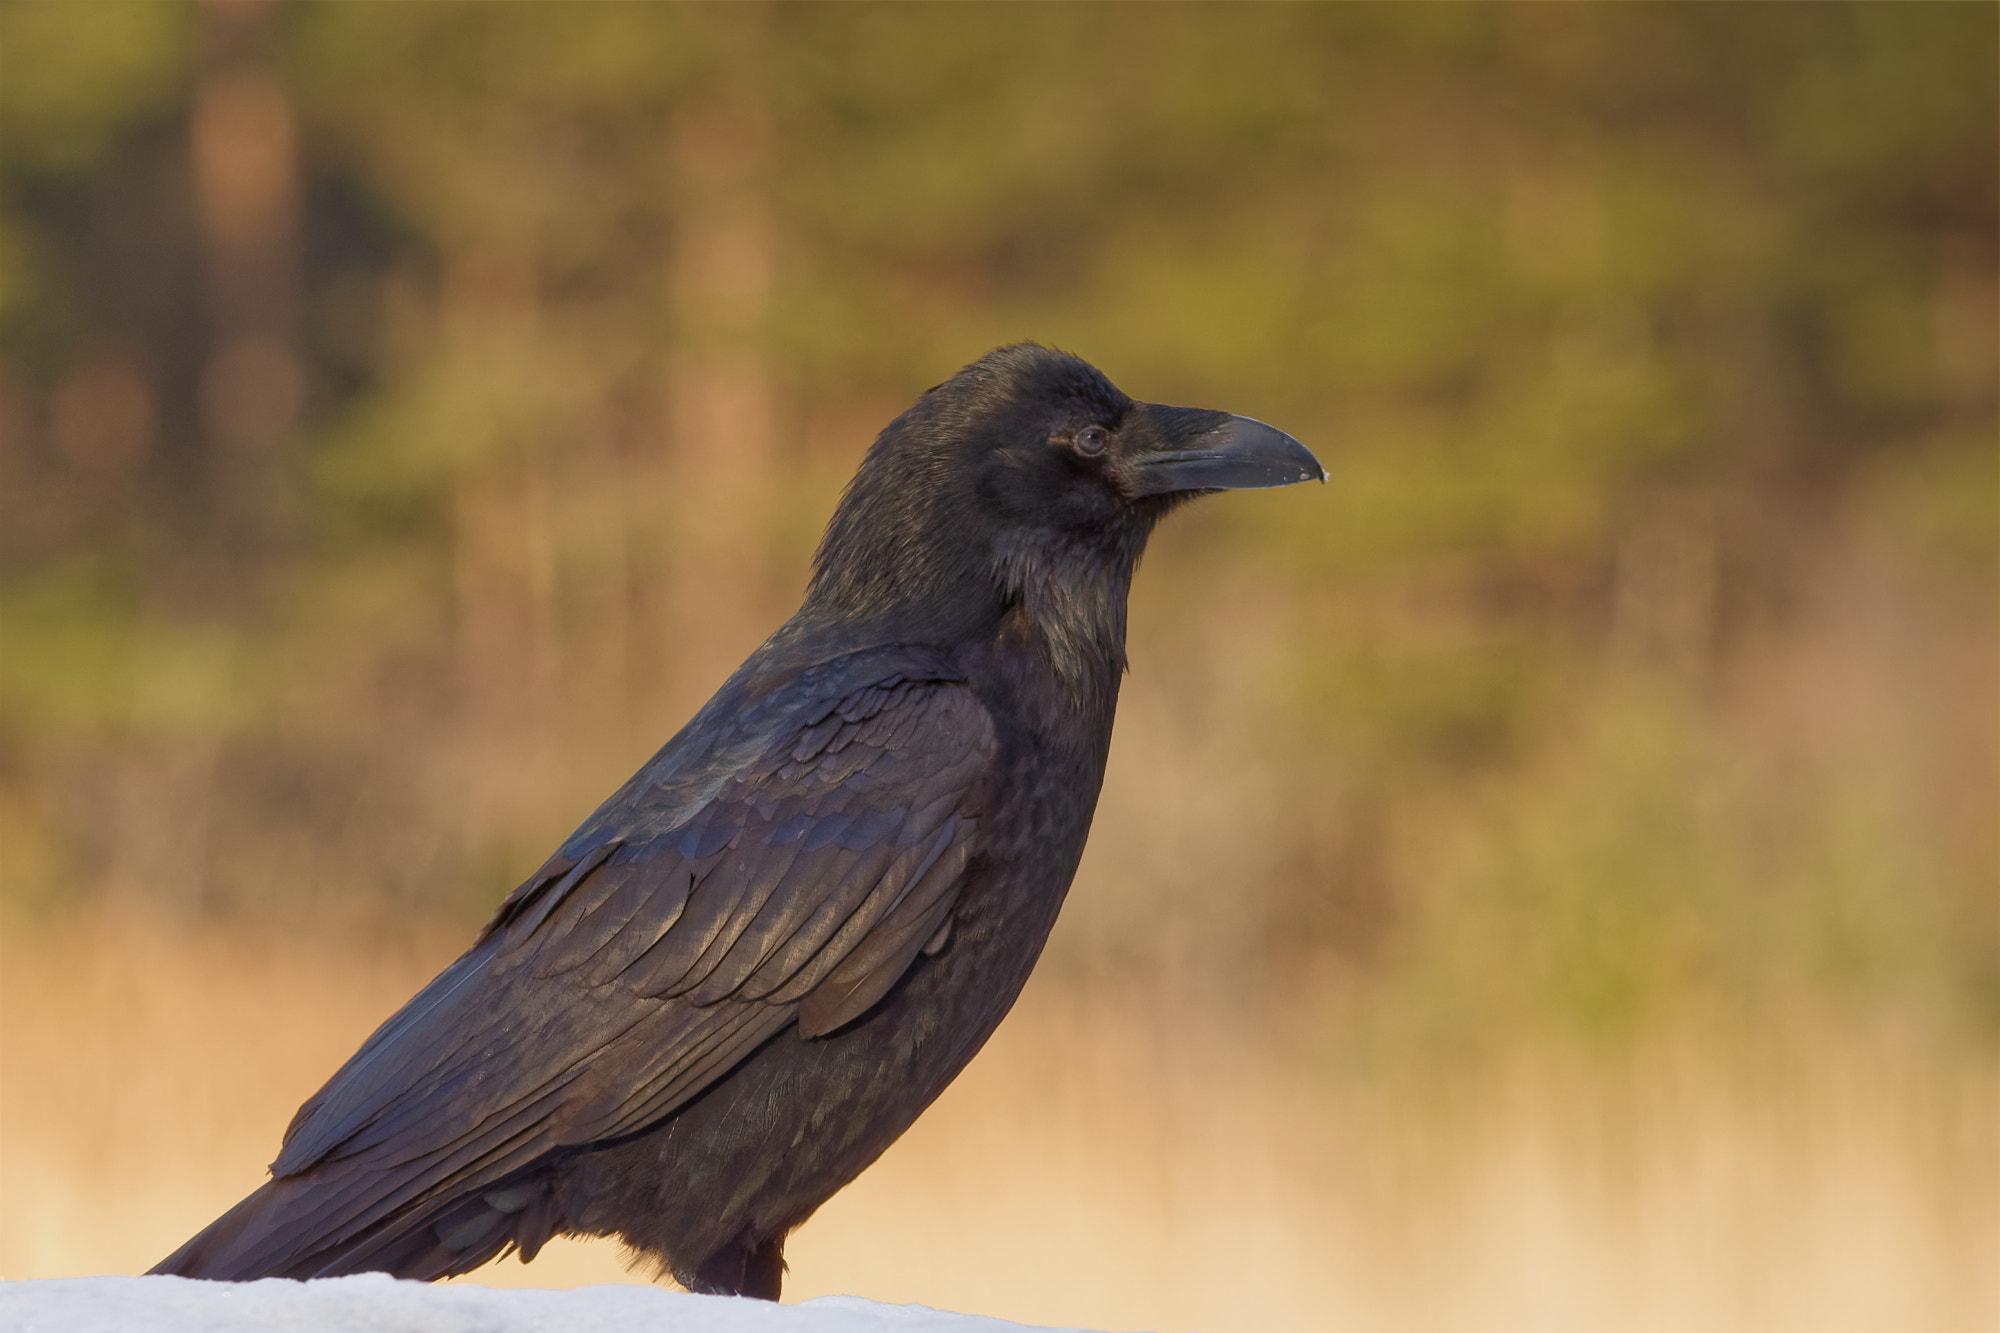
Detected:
[149,1170,569,1281]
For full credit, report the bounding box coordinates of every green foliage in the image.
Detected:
[0,2,189,172]
[0,2,1991,1061]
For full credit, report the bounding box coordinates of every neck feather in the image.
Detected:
[992,528,1140,684]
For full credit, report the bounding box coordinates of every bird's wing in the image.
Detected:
[259,656,994,1264]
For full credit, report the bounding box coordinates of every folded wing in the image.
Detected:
[164,662,995,1278]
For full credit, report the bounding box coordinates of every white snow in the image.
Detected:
[0,1275,1079,1333]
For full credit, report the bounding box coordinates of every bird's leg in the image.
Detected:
[691,1225,787,1301]
[742,1232,787,1301]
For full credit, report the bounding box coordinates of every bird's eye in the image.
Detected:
[1073,426,1110,457]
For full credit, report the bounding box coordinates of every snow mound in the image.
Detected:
[0,1275,1076,1333]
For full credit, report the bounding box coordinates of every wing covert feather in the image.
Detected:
[266,663,996,1255]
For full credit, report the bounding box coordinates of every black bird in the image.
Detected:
[152,344,1323,1298]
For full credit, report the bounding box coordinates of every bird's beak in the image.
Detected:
[1125,409,1326,497]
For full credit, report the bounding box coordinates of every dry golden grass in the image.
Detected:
[3,908,1994,1331]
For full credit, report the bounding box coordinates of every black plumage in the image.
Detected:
[151,344,1323,1298]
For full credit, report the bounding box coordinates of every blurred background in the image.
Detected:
[0,3,1994,1329]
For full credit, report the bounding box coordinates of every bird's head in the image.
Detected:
[802,345,1323,670]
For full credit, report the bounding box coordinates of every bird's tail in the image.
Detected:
[149,1169,568,1281]
[150,1177,330,1279]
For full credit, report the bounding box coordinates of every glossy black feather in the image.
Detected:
[151,344,1320,1296]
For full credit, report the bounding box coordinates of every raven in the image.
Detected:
[152,344,1322,1298]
